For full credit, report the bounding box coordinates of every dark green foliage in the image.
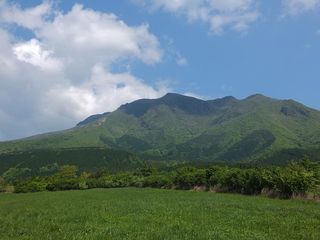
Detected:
[221,130,275,161]
[14,178,47,193]
[116,135,152,152]
[2,167,31,184]
[137,165,158,177]
[0,148,143,175]
[7,160,319,199]
[46,179,80,191]
[39,163,59,175]
[45,165,80,191]
[261,148,320,165]
[242,169,265,194]
[90,167,109,178]
[176,133,225,159]
[0,177,5,192]
[143,174,172,188]
[270,160,319,198]
[173,167,206,189]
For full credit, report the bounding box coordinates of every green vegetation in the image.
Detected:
[0,148,143,174]
[2,159,319,199]
[0,188,319,239]
[1,93,320,173]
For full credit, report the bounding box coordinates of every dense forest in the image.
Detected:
[1,158,319,200]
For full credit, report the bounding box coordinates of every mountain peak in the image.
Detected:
[244,94,275,103]
[222,96,237,101]
[161,92,201,101]
[162,92,183,98]
[76,93,315,127]
[246,93,268,99]
[119,92,210,117]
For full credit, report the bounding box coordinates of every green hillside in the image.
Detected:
[0,148,144,174]
[1,93,320,173]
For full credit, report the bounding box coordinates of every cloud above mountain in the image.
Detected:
[0,0,318,140]
[0,1,168,140]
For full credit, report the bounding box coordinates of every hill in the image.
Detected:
[1,93,320,173]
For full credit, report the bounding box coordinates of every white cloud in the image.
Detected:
[36,4,162,65]
[43,65,169,121]
[0,1,167,140]
[0,29,17,75]
[282,0,320,15]
[135,0,259,34]
[0,1,52,29]
[13,39,63,72]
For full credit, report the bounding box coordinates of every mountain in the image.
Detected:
[76,112,110,126]
[1,93,320,173]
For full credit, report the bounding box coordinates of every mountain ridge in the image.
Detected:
[0,93,320,173]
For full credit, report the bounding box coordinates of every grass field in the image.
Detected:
[0,188,319,240]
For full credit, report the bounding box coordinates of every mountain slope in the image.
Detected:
[1,93,320,172]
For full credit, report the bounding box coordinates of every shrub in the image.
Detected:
[2,168,32,184]
[144,174,172,188]
[206,166,229,187]
[242,169,264,195]
[39,163,59,176]
[6,159,320,200]
[56,165,78,179]
[223,169,246,193]
[0,177,6,192]
[46,179,80,191]
[174,167,194,189]
[14,179,47,193]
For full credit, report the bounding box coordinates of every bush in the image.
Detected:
[272,166,317,199]
[242,169,264,195]
[2,168,32,184]
[173,167,206,189]
[144,174,173,188]
[6,159,320,199]
[0,177,6,193]
[46,179,80,191]
[14,179,47,193]
[206,166,228,187]
[39,163,59,176]
[223,169,246,193]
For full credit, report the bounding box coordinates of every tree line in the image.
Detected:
[1,159,319,199]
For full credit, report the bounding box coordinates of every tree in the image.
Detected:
[39,163,59,175]
[56,165,78,179]
[174,167,197,189]
[137,165,158,177]
[0,176,5,192]
[2,168,31,184]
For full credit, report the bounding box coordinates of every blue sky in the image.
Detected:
[0,0,320,140]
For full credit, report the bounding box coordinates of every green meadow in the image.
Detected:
[0,188,319,240]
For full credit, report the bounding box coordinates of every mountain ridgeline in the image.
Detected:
[1,93,320,173]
